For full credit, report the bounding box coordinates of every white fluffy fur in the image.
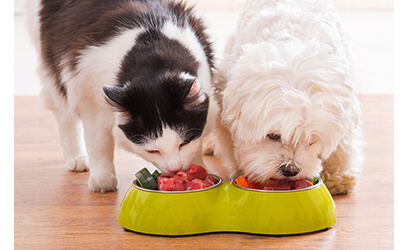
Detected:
[27,0,215,192]
[213,0,362,195]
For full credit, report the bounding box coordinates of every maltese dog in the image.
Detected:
[212,0,363,195]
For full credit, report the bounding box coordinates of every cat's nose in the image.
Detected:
[279,164,300,177]
[166,162,183,173]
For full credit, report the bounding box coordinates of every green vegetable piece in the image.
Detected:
[139,168,152,179]
[135,167,159,190]
[136,172,152,189]
[145,174,158,190]
[313,177,320,185]
[152,170,161,182]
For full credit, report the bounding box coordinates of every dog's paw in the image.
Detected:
[202,134,215,155]
[321,169,361,195]
[66,155,89,172]
[326,183,349,196]
[88,172,118,193]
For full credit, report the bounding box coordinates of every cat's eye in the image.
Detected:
[147,150,160,154]
[179,140,191,149]
[267,133,281,141]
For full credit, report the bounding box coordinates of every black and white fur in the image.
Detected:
[27,0,216,192]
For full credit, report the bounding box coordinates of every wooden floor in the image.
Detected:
[14,95,393,249]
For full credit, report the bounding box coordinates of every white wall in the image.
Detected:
[188,0,393,11]
[14,0,394,95]
[14,0,394,13]
[14,0,26,14]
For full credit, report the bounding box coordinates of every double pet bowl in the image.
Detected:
[118,175,336,236]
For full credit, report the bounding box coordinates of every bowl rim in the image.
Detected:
[131,174,224,194]
[231,177,322,193]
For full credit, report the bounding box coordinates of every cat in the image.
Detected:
[27,0,216,192]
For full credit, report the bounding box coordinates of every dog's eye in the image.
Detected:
[147,150,160,154]
[309,142,316,146]
[267,133,281,141]
[179,140,192,149]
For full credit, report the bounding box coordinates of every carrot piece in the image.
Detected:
[248,179,263,189]
[248,181,256,189]
[160,173,173,178]
[246,177,254,188]
[235,176,250,188]
[235,176,244,186]
[241,179,250,188]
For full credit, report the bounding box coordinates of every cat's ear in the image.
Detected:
[182,79,206,109]
[187,79,201,98]
[103,86,127,112]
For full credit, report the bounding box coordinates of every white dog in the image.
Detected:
[212,0,363,195]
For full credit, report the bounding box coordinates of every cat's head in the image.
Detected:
[104,71,209,175]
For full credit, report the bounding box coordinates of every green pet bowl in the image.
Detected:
[118,175,336,236]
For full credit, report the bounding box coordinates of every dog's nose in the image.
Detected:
[279,164,300,177]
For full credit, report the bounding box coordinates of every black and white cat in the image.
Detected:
[27,0,216,192]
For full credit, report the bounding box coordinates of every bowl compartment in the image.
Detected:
[232,177,321,192]
[118,176,336,236]
[220,179,336,234]
[118,175,226,235]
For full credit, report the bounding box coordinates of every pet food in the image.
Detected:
[135,165,216,191]
[135,168,158,190]
[158,164,215,191]
[235,176,317,190]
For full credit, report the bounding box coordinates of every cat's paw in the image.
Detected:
[88,172,118,193]
[66,155,89,172]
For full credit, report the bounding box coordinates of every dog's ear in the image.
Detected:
[103,86,128,112]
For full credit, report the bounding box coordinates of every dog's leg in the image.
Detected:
[213,113,239,181]
[321,133,363,195]
[201,96,219,156]
[192,143,205,168]
[210,34,240,180]
[79,103,118,193]
[39,70,89,172]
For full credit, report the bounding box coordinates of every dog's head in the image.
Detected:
[221,41,358,183]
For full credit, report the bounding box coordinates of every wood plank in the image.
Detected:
[14,95,393,249]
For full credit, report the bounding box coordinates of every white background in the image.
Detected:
[14,0,393,95]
